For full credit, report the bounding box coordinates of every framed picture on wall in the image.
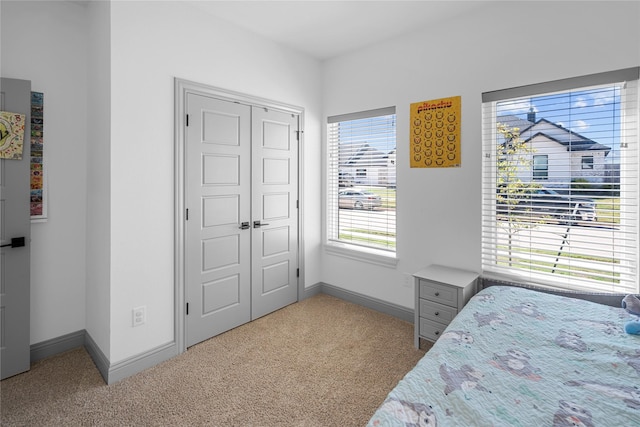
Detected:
[30,91,47,221]
[410,96,461,168]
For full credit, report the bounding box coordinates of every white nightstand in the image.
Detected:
[414,264,478,348]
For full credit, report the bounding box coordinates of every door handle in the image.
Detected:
[253,221,270,228]
[1,237,26,248]
[239,222,250,230]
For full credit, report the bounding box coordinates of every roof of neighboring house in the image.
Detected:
[340,143,391,166]
[497,115,534,132]
[497,115,611,155]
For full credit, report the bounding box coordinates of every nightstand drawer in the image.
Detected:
[419,299,457,325]
[414,265,478,348]
[419,318,446,341]
[419,280,458,307]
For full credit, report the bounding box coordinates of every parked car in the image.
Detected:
[497,186,596,223]
[338,171,355,187]
[338,189,382,210]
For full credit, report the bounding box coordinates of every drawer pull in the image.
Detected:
[435,331,440,336]
[434,311,439,316]
[435,292,440,297]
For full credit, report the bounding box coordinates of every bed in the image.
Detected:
[368,285,640,426]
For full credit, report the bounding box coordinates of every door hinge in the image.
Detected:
[186,114,189,126]
[186,302,189,315]
[296,268,299,278]
[296,130,303,141]
[296,200,299,209]
[186,208,189,220]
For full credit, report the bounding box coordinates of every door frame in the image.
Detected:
[174,78,305,354]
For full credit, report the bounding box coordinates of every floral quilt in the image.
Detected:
[368,286,640,426]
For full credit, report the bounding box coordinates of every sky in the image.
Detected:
[496,83,624,162]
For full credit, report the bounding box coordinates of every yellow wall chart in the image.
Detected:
[410,96,461,168]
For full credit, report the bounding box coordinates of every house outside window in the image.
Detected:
[327,107,396,263]
[482,68,639,294]
[533,155,548,179]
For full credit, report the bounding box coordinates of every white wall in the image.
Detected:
[108,1,322,362]
[0,1,88,344]
[86,0,112,356]
[321,1,640,309]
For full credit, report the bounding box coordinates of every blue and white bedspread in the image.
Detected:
[368,286,640,426]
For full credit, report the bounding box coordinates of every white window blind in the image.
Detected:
[481,68,639,294]
[327,107,396,254]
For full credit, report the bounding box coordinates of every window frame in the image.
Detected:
[581,155,594,170]
[482,67,639,294]
[325,107,398,266]
[532,155,549,180]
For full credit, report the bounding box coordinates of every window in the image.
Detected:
[327,107,396,261]
[533,155,548,179]
[582,156,594,169]
[482,68,639,293]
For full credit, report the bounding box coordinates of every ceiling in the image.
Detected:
[187,1,491,61]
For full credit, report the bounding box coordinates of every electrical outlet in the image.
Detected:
[132,306,146,327]
[403,273,412,288]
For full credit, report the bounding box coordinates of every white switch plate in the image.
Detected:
[132,306,146,327]
[403,273,412,288]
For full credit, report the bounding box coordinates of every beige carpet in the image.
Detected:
[1,294,428,426]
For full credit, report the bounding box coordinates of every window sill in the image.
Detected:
[481,269,633,295]
[324,242,398,268]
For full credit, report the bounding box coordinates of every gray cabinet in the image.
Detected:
[414,265,478,348]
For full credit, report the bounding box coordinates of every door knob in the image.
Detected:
[253,220,270,228]
[0,237,25,248]
[239,222,250,230]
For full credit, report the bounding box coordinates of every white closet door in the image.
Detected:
[185,94,299,347]
[251,107,298,320]
[186,94,251,347]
